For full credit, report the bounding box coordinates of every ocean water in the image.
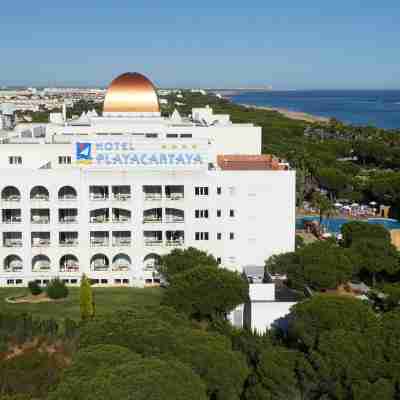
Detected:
[230,90,400,129]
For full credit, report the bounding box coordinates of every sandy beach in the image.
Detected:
[240,103,330,123]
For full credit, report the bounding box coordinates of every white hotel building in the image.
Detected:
[0,73,295,287]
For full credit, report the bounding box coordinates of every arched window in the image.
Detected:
[32,254,51,272]
[60,254,79,273]
[90,254,109,271]
[143,253,161,271]
[4,255,22,272]
[1,186,20,202]
[30,186,49,201]
[58,186,77,201]
[112,253,131,271]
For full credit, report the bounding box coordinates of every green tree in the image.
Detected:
[341,221,391,248]
[80,274,94,321]
[288,295,377,349]
[311,192,335,224]
[163,266,249,320]
[158,247,218,282]
[316,167,349,200]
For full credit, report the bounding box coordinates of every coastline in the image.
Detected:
[239,103,330,123]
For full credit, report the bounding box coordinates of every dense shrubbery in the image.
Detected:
[45,278,68,300]
[27,281,42,296]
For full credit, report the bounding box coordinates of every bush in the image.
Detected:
[27,281,42,296]
[46,278,68,300]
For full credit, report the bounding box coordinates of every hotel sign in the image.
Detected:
[74,141,207,169]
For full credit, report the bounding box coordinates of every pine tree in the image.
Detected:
[80,274,94,321]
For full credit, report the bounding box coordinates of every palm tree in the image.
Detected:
[311,192,335,224]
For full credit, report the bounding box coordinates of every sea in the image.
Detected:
[230,90,400,130]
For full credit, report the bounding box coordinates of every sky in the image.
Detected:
[1,0,399,89]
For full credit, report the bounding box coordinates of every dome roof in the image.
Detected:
[103,72,160,113]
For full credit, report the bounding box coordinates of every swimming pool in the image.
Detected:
[296,216,400,234]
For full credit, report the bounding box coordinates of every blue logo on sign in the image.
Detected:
[76,143,92,160]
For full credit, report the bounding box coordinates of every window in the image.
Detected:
[166,134,178,138]
[217,233,222,240]
[145,133,158,138]
[195,232,209,240]
[58,156,71,165]
[101,279,108,284]
[217,209,221,217]
[7,279,15,285]
[9,156,22,165]
[195,186,209,196]
[217,257,222,265]
[180,134,192,138]
[70,279,78,284]
[16,279,22,285]
[229,209,235,217]
[217,187,222,195]
[229,232,235,240]
[195,209,209,218]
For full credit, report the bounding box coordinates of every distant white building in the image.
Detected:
[0,72,295,288]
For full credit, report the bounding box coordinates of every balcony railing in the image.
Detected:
[59,217,78,224]
[144,194,162,201]
[165,194,184,201]
[166,240,184,247]
[3,218,21,224]
[59,240,79,247]
[144,239,163,247]
[112,239,131,247]
[91,264,109,272]
[112,194,131,201]
[32,239,51,248]
[164,217,184,223]
[4,240,23,248]
[2,196,21,202]
[5,263,23,272]
[112,264,130,272]
[58,195,77,201]
[90,239,109,247]
[31,218,50,224]
[90,194,109,201]
[59,264,79,273]
[31,195,49,201]
[112,217,131,224]
[90,216,109,223]
[32,263,51,272]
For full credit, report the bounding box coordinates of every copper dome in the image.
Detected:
[103,72,160,113]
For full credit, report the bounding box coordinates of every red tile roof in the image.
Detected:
[217,154,288,171]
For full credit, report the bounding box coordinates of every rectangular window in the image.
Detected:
[230,232,235,240]
[180,134,192,138]
[145,133,158,138]
[217,209,221,217]
[166,134,178,138]
[229,209,235,217]
[195,187,209,196]
[195,209,209,218]
[217,233,222,240]
[195,232,209,240]
[217,187,222,195]
[7,279,15,285]
[9,156,22,165]
[58,156,71,165]
[16,279,23,285]
[217,257,222,265]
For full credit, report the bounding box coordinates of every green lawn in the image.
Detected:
[0,287,162,322]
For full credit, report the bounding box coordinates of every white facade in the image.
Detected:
[0,103,295,287]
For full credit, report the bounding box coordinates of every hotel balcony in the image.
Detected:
[166,230,185,247]
[59,232,78,247]
[90,254,110,272]
[143,253,161,271]
[90,208,109,223]
[143,185,162,201]
[112,185,131,201]
[165,185,184,201]
[164,208,184,223]
[143,208,162,224]
[3,232,22,248]
[143,231,163,247]
[4,255,23,273]
[111,254,131,272]
[31,232,51,248]
[59,209,78,224]
[1,186,21,203]
[89,186,109,201]
[30,186,50,202]
[2,209,22,224]
[112,231,131,247]
[32,255,51,272]
[58,186,77,201]
[112,208,131,223]
[90,231,109,247]
[31,209,50,224]
[59,255,79,273]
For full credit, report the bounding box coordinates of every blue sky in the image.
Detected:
[1,0,399,89]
